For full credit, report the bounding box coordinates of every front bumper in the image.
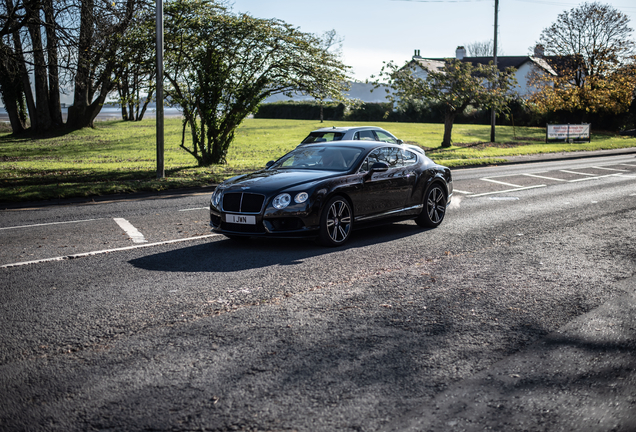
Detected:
[210,206,320,238]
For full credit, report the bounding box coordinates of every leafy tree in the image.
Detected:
[312,29,350,123]
[163,0,350,165]
[376,59,517,147]
[530,2,636,118]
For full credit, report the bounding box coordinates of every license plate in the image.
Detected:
[225,214,256,225]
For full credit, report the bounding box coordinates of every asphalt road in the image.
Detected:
[1,153,635,431]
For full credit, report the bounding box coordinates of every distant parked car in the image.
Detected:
[210,140,452,246]
[300,126,403,145]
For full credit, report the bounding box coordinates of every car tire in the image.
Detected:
[416,182,447,228]
[319,196,353,246]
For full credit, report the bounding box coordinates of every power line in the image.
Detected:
[392,0,636,11]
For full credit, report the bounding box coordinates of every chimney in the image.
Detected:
[534,44,544,58]
[413,49,422,59]
[456,46,466,60]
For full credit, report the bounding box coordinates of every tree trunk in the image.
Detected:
[138,88,153,120]
[442,110,456,148]
[9,3,38,130]
[43,0,63,127]
[25,0,53,131]
[67,0,94,129]
[0,41,27,133]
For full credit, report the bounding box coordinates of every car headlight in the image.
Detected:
[273,193,291,209]
[212,189,222,206]
[294,192,309,203]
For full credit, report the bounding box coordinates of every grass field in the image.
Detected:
[1,118,635,203]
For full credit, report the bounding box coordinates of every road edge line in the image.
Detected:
[1,234,220,269]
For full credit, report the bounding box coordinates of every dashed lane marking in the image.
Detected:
[522,173,567,182]
[114,218,147,244]
[560,169,600,177]
[179,207,208,212]
[0,234,221,269]
[568,174,620,182]
[480,178,523,188]
[468,184,546,198]
[0,218,104,231]
[590,166,629,172]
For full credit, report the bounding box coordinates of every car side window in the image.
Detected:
[374,130,398,144]
[359,149,381,173]
[401,149,418,167]
[380,147,401,168]
[354,130,376,141]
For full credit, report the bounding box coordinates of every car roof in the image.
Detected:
[310,126,389,133]
[299,140,407,151]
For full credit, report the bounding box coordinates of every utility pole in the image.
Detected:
[490,0,499,143]
[156,0,165,179]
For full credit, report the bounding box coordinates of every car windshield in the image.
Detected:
[271,146,364,172]
[300,132,345,144]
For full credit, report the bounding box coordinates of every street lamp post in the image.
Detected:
[490,0,499,143]
[156,0,164,179]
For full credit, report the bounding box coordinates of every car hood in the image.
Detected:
[221,169,342,194]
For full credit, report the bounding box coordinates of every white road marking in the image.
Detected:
[470,184,546,197]
[560,169,599,177]
[619,164,636,167]
[453,189,473,194]
[567,174,619,182]
[179,207,208,212]
[113,218,147,244]
[522,173,567,182]
[0,234,221,268]
[0,218,104,231]
[481,178,523,188]
[590,166,628,172]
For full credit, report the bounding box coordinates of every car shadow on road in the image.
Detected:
[130,222,429,273]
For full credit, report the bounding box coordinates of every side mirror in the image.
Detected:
[396,139,403,144]
[265,160,275,169]
[370,162,389,172]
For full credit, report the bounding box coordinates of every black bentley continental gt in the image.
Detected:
[210,141,452,246]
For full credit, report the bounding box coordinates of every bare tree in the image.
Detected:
[465,40,503,57]
[0,0,145,133]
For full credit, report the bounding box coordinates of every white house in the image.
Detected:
[407,45,559,97]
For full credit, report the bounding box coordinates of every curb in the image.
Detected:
[452,147,636,170]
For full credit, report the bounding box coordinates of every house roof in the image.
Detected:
[410,55,559,76]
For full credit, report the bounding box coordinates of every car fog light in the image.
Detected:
[273,193,291,209]
[295,192,309,203]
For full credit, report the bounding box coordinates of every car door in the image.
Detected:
[350,147,411,219]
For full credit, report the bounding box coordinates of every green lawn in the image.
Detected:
[1,118,634,203]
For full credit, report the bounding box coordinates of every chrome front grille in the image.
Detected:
[222,192,265,213]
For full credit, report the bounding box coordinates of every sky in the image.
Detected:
[229,0,636,81]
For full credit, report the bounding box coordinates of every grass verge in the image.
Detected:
[1,118,634,203]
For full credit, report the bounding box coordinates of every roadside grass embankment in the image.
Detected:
[1,118,634,203]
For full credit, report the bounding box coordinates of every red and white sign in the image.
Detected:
[547,124,590,140]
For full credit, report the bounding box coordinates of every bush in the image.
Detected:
[254,101,345,120]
